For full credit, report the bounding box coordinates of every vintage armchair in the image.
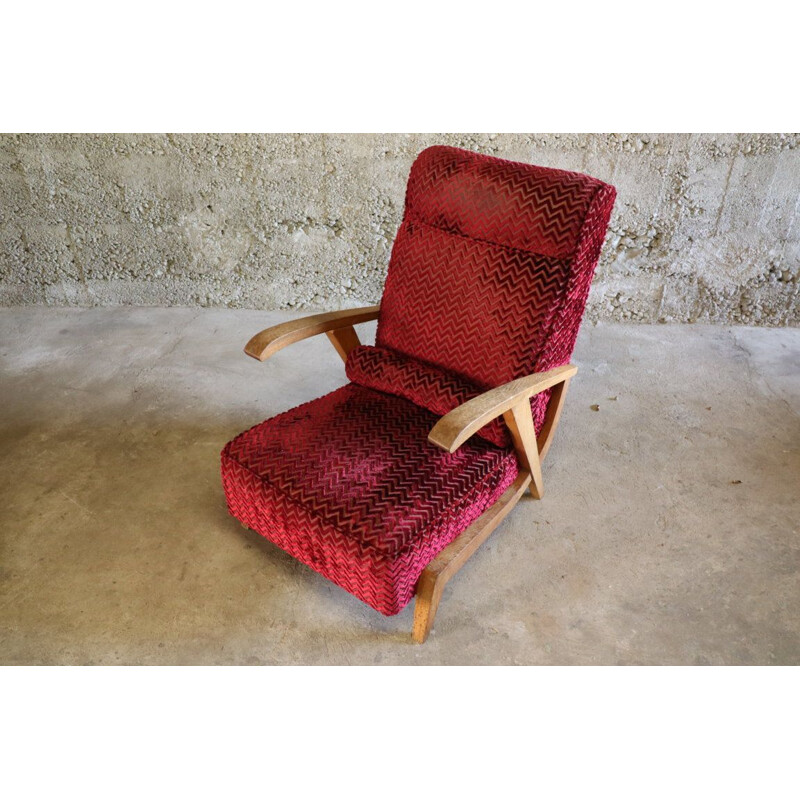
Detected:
[221,145,616,642]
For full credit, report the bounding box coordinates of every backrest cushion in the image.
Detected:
[377,145,616,385]
[352,145,616,440]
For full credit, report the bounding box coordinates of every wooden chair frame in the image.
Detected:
[244,305,576,643]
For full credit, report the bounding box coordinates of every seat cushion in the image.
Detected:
[221,384,518,615]
[345,344,511,448]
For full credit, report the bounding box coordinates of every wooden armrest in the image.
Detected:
[244,305,381,362]
[428,364,578,453]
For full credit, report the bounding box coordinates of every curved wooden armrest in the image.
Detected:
[244,305,381,362]
[428,364,578,453]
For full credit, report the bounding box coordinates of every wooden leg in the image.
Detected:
[326,325,361,362]
[412,472,531,643]
[412,571,444,644]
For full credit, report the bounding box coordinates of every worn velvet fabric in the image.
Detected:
[221,385,518,614]
[222,145,616,615]
[345,344,511,447]
[377,145,616,434]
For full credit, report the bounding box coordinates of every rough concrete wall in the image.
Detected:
[1,133,798,324]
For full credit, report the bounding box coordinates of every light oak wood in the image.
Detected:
[244,305,380,362]
[427,364,578,453]
[537,377,571,461]
[325,326,362,363]
[412,472,532,643]
[503,402,544,499]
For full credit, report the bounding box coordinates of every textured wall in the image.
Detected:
[1,133,798,324]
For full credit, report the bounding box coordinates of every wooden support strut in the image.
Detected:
[325,326,362,363]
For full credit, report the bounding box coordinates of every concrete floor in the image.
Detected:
[1,308,798,665]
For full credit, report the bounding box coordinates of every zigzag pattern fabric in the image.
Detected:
[221,385,518,614]
[221,145,616,616]
[345,344,511,447]
[377,145,616,433]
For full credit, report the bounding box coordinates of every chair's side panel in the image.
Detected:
[528,183,617,433]
[533,183,618,375]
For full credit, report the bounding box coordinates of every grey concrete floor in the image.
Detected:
[1,308,798,665]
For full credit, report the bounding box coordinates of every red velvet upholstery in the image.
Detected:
[345,344,511,447]
[221,385,518,614]
[221,146,616,616]
[377,145,616,433]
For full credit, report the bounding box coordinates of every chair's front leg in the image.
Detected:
[412,570,444,644]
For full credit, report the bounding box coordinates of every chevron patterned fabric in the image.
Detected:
[345,344,511,447]
[221,385,518,614]
[377,145,616,434]
[221,145,616,617]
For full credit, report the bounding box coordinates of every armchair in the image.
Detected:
[221,145,616,642]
